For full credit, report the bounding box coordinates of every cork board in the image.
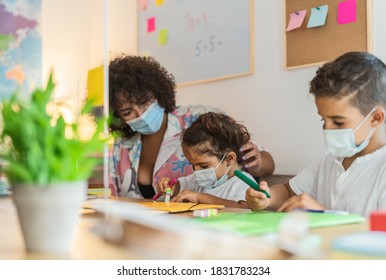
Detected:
[285,0,372,69]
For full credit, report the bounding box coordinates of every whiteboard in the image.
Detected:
[138,0,254,86]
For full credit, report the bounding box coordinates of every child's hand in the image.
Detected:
[171,189,200,203]
[155,177,170,194]
[277,193,325,212]
[155,177,179,196]
[245,181,270,211]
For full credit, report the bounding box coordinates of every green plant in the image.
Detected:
[0,73,106,185]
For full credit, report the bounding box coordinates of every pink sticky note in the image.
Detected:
[139,0,148,12]
[338,0,356,25]
[286,10,307,31]
[147,17,155,33]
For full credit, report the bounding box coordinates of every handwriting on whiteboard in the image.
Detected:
[194,35,223,57]
[185,11,216,32]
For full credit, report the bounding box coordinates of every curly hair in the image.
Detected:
[309,52,386,115]
[109,55,176,138]
[182,112,250,164]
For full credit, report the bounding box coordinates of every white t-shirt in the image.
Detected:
[178,171,254,202]
[289,144,386,217]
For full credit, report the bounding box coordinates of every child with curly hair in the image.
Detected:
[156,112,257,208]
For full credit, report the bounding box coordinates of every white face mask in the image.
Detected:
[194,153,230,189]
[323,108,376,158]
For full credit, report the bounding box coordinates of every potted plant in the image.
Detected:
[0,73,105,254]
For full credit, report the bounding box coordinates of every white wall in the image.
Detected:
[175,1,386,175]
[41,0,135,100]
[42,0,91,101]
[176,2,321,175]
[43,0,386,175]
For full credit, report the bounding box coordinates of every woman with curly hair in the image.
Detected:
[109,55,274,198]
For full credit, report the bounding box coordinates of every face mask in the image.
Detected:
[194,153,231,189]
[126,101,165,135]
[323,108,376,158]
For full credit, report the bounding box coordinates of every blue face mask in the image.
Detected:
[126,102,165,135]
[194,153,231,189]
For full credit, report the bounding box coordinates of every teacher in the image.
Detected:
[108,55,275,198]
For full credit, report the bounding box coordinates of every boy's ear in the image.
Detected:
[225,151,237,165]
[371,107,385,126]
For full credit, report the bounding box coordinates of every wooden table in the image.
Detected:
[0,197,137,260]
[0,197,370,260]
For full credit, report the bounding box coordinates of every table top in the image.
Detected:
[0,196,370,260]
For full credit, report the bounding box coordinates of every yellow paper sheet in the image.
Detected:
[136,201,225,213]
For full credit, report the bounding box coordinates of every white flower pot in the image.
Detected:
[12,181,87,254]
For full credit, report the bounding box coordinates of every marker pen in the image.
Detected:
[234,170,271,198]
[152,178,178,201]
[300,209,349,215]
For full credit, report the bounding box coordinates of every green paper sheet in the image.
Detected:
[192,211,365,235]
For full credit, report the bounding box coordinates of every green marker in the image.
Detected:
[234,170,271,198]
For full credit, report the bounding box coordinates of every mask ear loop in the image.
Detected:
[212,153,232,182]
[353,108,377,147]
[224,165,231,176]
[353,108,377,133]
[362,127,376,144]
[214,152,228,170]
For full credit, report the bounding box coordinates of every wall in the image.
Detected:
[42,0,91,101]
[43,0,386,175]
[175,0,386,175]
[41,0,135,100]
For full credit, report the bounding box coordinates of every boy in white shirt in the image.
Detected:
[246,52,386,217]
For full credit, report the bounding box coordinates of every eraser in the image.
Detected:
[165,187,171,203]
[193,208,218,218]
[370,211,386,232]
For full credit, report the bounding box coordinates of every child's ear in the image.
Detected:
[371,107,385,126]
[225,151,237,165]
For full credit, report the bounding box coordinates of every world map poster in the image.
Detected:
[0,0,41,99]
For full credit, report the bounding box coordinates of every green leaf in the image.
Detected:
[0,71,107,185]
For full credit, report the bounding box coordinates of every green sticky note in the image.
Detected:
[158,29,168,46]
